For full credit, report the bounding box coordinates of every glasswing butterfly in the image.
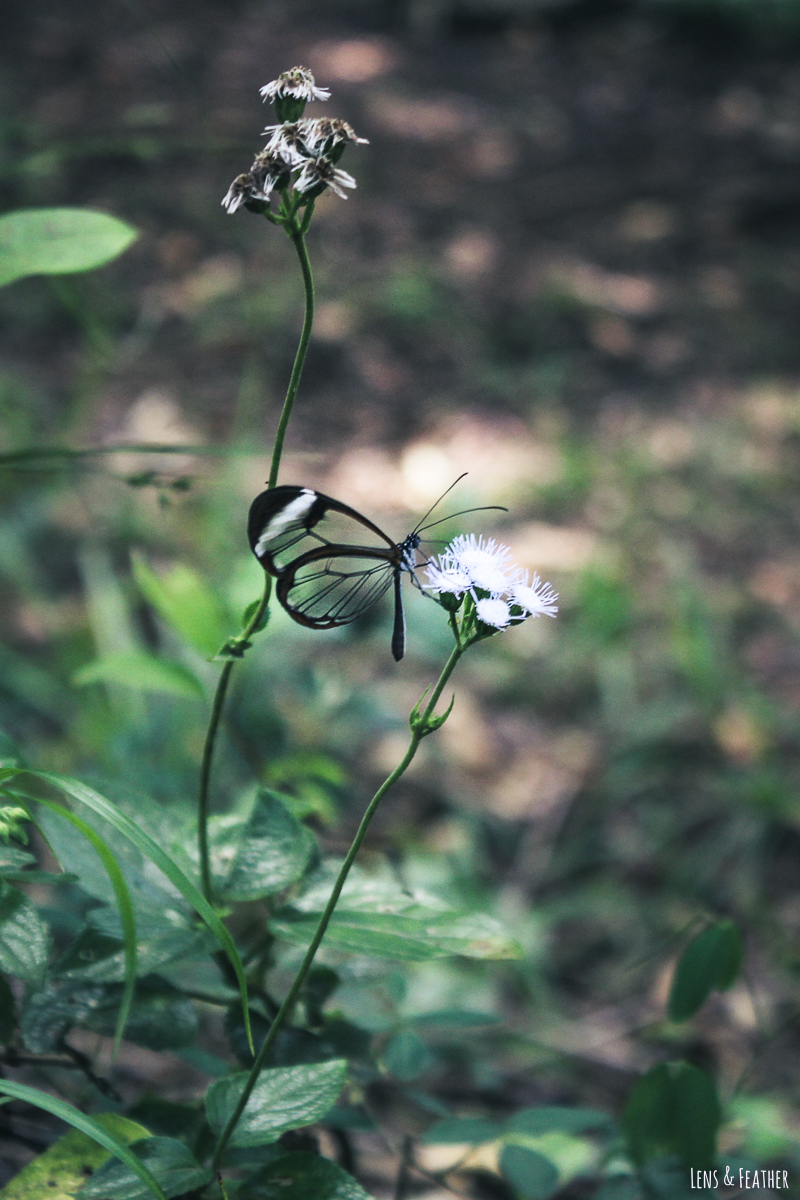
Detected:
[247,480,502,661]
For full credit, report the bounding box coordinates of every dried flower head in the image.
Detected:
[295,156,357,200]
[221,173,262,215]
[260,66,330,122]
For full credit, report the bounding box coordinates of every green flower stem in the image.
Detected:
[198,211,315,902]
[267,212,314,490]
[211,640,464,1175]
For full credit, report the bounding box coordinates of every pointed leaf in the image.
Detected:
[0,881,50,987]
[27,772,252,1053]
[132,555,230,658]
[205,1060,347,1148]
[499,1144,560,1200]
[33,797,137,1057]
[0,1115,150,1200]
[623,1062,720,1171]
[221,791,315,901]
[668,921,743,1022]
[381,1031,433,1081]
[422,1118,504,1145]
[78,1137,210,1199]
[246,1151,378,1199]
[0,208,138,287]
[271,906,520,961]
[0,1085,163,1199]
[73,652,204,699]
[507,1107,616,1136]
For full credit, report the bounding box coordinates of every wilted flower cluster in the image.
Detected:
[222,67,368,216]
[425,534,558,635]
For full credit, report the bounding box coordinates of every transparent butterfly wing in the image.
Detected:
[248,486,395,576]
[276,546,398,628]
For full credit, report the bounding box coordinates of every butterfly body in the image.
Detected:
[248,485,421,660]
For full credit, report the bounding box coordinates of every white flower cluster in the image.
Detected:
[222,67,368,214]
[425,534,558,631]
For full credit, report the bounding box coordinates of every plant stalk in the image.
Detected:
[210,641,463,1173]
[198,215,315,901]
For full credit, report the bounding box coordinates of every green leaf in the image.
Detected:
[499,1144,560,1200]
[246,1151,378,1199]
[205,1060,348,1149]
[0,1086,163,1199]
[0,730,25,769]
[507,1107,616,1136]
[422,1117,504,1145]
[0,974,17,1043]
[0,846,34,872]
[27,772,253,1053]
[84,986,198,1052]
[132,555,230,658]
[20,980,110,1053]
[52,924,202,985]
[34,797,137,1058]
[78,1137,210,1199]
[0,1115,150,1200]
[381,1031,434,1081]
[272,867,521,961]
[597,1178,641,1200]
[410,1009,501,1028]
[0,208,138,287]
[623,1062,721,1171]
[221,790,315,902]
[0,881,50,987]
[668,921,744,1022]
[73,652,204,699]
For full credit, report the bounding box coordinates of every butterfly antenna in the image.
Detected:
[411,473,468,535]
[416,504,508,535]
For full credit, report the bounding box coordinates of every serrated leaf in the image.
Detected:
[0,208,138,287]
[57,923,203,984]
[623,1062,720,1171]
[32,797,138,1058]
[221,791,315,902]
[26,772,253,1053]
[20,979,110,1053]
[272,907,520,961]
[132,555,230,658]
[205,1060,347,1149]
[272,867,520,961]
[668,920,743,1022]
[507,1107,615,1136]
[499,1143,560,1200]
[85,987,198,1052]
[422,1117,504,1144]
[0,1091,160,1200]
[246,1151,378,1199]
[0,881,50,986]
[73,652,204,699]
[78,1137,210,1199]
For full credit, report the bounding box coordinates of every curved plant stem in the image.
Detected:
[198,212,315,902]
[267,212,314,490]
[211,641,463,1174]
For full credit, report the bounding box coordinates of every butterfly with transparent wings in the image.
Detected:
[247,478,504,661]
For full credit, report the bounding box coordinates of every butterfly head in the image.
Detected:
[398,532,421,574]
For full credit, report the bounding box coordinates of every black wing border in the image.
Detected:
[248,485,397,577]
